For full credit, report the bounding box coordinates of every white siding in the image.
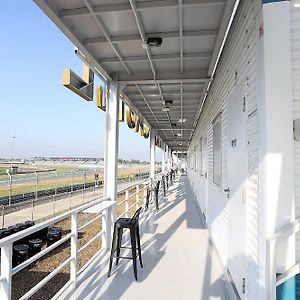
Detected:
[291,2,300,261]
[187,0,261,298]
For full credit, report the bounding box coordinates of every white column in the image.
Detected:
[103,79,119,250]
[162,142,166,174]
[168,149,172,171]
[258,2,294,299]
[104,79,119,201]
[150,129,156,180]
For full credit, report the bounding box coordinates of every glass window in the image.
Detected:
[213,115,222,186]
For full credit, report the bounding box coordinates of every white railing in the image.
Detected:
[267,217,300,299]
[0,174,167,300]
[0,195,116,300]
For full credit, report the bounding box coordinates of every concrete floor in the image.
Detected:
[69,177,230,300]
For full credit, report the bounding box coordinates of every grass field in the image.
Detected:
[0,165,150,197]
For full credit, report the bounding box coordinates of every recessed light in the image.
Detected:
[178,118,186,123]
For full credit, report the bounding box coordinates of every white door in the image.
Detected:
[200,135,208,219]
[227,84,247,297]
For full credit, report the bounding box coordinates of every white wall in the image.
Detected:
[291,1,300,262]
[187,0,261,298]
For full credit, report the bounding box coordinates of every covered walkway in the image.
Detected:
[70,176,230,300]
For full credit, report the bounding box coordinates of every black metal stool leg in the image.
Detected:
[130,227,138,280]
[136,225,143,268]
[116,228,123,266]
[108,224,117,277]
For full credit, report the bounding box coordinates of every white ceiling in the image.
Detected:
[34,0,236,151]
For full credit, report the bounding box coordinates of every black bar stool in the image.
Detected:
[108,207,143,280]
[161,175,166,196]
[145,181,160,211]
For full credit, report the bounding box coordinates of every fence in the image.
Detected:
[0,176,153,300]
[0,168,157,228]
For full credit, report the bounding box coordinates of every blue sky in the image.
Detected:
[0,2,157,161]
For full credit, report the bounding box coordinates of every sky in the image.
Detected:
[0,2,158,161]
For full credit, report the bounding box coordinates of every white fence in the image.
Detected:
[0,176,153,300]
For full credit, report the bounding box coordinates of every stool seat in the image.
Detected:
[108,207,143,280]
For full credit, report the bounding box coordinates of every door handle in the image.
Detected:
[224,188,230,193]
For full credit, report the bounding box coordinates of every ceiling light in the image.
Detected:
[178,118,186,123]
[162,107,170,112]
[147,37,163,47]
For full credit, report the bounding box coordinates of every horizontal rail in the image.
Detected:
[0,196,109,247]
[19,257,73,300]
[78,214,102,231]
[117,178,148,195]
[276,262,300,286]
[128,202,137,211]
[78,230,103,254]
[12,233,72,275]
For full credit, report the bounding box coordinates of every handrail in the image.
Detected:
[267,216,300,299]
[0,174,158,300]
[117,178,148,195]
[0,196,109,247]
[276,262,300,287]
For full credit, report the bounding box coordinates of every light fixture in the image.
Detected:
[162,107,170,112]
[178,118,186,123]
[147,37,163,47]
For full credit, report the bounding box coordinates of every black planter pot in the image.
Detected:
[13,244,29,267]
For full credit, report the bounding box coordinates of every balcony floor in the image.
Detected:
[70,176,230,300]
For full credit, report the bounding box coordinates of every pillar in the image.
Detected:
[259,1,294,298]
[150,129,156,180]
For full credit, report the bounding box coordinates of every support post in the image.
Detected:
[1,244,12,300]
[70,212,78,289]
[136,184,139,210]
[103,78,119,250]
[150,129,156,180]
[162,142,166,174]
[258,1,295,299]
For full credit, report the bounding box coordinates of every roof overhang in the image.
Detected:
[34,0,238,151]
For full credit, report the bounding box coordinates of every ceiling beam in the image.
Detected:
[179,0,184,74]
[128,91,201,97]
[84,30,217,45]
[118,69,209,84]
[100,52,211,64]
[164,139,190,142]
[83,0,131,74]
[155,126,194,130]
[60,0,226,18]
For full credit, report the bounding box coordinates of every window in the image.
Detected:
[213,114,222,186]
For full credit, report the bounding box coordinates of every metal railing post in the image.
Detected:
[33,172,38,221]
[70,212,78,289]
[125,190,129,217]
[6,171,12,206]
[136,185,139,210]
[53,171,58,216]
[1,243,12,300]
